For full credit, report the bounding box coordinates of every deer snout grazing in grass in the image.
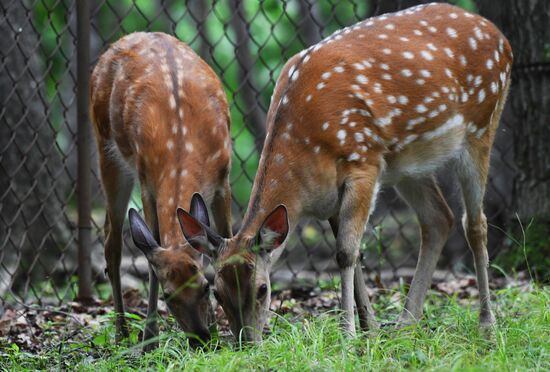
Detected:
[128,206,213,348]
[179,3,512,341]
[90,32,232,350]
[178,201,287,343]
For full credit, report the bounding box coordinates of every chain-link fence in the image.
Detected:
[1,0,548,308]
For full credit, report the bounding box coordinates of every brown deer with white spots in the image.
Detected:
[90,32,232,349]
[178,3,513,340]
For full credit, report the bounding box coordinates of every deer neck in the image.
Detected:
[154,170,200,247]
[239,142,303,239]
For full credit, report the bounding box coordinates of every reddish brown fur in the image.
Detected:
[211,3,512,340]
[91,32,231,244]
[90,32,232,346]
[238,3,512,234]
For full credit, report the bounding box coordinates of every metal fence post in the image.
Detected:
[76,0,93,301]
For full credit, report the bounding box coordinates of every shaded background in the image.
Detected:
[1,0,549,308]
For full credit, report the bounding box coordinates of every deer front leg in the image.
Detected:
[335,165,380,337]
[99,152,134,342]
[354,260,379,331]
[329,216,378,332]
[104,215,130,342]
[143,265,160,351]
[141,190,160,351]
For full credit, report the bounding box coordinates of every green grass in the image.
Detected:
[2,286,549,371]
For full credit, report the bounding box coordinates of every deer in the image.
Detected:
[89,32,232,349]
[177,3,513,341]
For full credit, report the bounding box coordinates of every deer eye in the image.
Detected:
[257,284,268,299]
[213,289,222,304]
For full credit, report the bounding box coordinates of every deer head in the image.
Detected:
[178,195,288,342]
[128,195,215,345]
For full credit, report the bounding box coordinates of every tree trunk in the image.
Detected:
[0,2,68,298]
[478,0,550,221]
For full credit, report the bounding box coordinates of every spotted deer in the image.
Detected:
[90,32,232,348]
[178,3,513,341]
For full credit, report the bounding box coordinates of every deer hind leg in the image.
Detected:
[140,189,160,351]
[456,91,505,329]
[457,148,495,328]
[329,216,379,332]
[98,147,134,341]
[456,146,497,328]
[211,176,233,238]
[396,176,454,325]
[335,164,380,337]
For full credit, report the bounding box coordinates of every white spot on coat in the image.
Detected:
[426,43,438,51]
[421,50,434,61]
[416,104,428,113]
[337,129,347,141]
[356,75,368,84]
[407,117,426,129]
[423,114,464,140]
[446,27,458,38]
[419,69,431,78]
[478,89,486,103]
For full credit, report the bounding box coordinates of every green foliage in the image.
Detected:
[495,221,550,283]
[2,287,549,370]
[450,0,478,12]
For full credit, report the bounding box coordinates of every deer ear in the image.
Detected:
[128,208,160,259]
[177,207,219,257]
[257,205,289,253]
[190,193,210,227]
